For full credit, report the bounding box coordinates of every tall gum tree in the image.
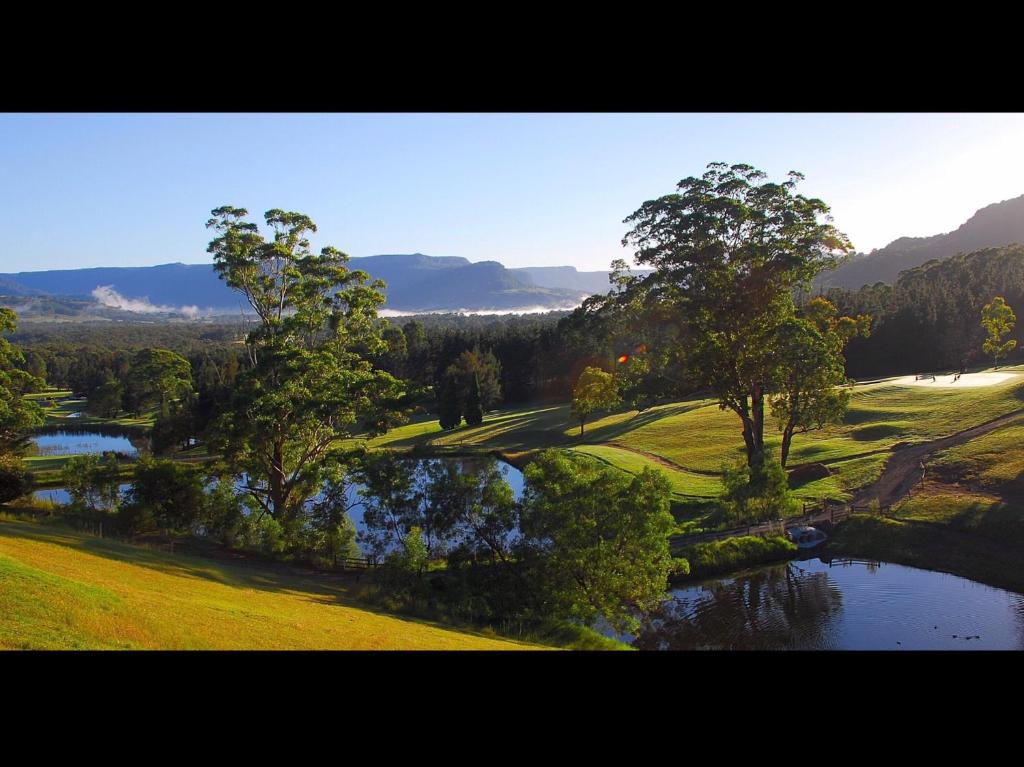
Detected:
[622,163,856,471]
[0,308,45,451]
[206,207,407,523]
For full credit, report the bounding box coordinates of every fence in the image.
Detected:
[670,500,892,547]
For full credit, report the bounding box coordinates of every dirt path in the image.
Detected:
[853,409,1024,507]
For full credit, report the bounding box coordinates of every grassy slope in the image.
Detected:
[360,366,1024,510]
[0,518,539,650]
[828,403,1024,594]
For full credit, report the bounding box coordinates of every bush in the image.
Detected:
[0,453,33,505]
[676,535,797,580]
[719,451,799,525]
[120,458,205,534]
[61,453,121,513]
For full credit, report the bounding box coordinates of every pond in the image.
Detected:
[604,556,1024,650]
[34,456,525,556]
[30,426,141,457]
[323,456,525,554]
[33,484,133,506]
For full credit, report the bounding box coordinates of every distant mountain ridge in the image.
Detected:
[0,254,617,315]
[818,194,1024,290]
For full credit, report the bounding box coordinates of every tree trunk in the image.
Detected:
[269,439,286,518]
[749,385,766,471]
[580,419,585,436]
[780,421,795,467]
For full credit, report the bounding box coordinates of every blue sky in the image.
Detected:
[2,113,1023,274]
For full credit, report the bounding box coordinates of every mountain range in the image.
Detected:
[0,255,620,317]
[4,193,1023,319]
[817,194,1024,290]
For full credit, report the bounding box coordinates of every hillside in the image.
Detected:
[817,194,1024,290]
[353,366,1024,533]
[0,518,538,650]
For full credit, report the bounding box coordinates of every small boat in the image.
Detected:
[786,525,828,549]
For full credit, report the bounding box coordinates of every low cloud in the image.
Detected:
[92,285,203,318]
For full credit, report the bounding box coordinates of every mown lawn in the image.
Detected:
[357,368,1024,509]
[0,518,539,650]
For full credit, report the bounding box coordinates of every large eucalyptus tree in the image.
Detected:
[206,207,407,523]
[621,163,859,471]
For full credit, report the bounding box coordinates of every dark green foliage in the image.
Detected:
[206,206,407,522]
[87,378,124,419]
[0,453,32,505]
[719,450,799,525]
[0,308,45,451]
[464,374,483,426]
[120,458,206,534]
[437,375,462,430]
[676,535,797,580]
[126,348,192,417]
[520,449,675,633]
[830,245,1024,376]
[150,400,197,455]
[60,453,122,513]
[620,162,855,470]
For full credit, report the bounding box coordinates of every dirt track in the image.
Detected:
[853,409,1024,507]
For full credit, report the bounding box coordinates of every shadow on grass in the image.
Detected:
[0,517,541,646]
[850,423,906,441]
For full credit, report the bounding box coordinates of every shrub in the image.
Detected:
[719,451,799,525]
[677,535,797,580]
[120,458,206,534]
[0,453,32,505]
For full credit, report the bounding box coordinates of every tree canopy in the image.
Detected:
[519,450,675,634]
[571,366,620,435]
[0,308,44,452]
[620,162,857,470]
[206,206,407,523]
[982,296,1017,369]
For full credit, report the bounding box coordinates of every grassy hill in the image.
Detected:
[358,365,1024,530]
[0,518,539,650]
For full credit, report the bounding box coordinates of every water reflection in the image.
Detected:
[635,562,842,650]
[30,427,141,457]
[624,558,1024,651]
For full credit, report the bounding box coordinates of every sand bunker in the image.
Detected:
[892,372,1020,388]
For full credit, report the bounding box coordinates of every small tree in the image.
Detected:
[437,374,463,430]
[770,298,871,466]
[87,378,125,419]
[719,450,798,525]
[121,458,206,533]
[519,449,675,634]
[982,296,1017,369]
[445,348,502,411]
[571,366,620,435]
[464,374,484,426]
[61,453,122,513]
[127,348,192,418]
[0,453,32,505]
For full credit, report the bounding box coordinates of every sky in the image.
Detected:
[2,113,1023,274]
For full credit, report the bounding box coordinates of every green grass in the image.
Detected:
[930,422,1024,495]
[0,517,541,650]
[673,535,797,580]
[827,509,1024,596]
[355,370,1024,527]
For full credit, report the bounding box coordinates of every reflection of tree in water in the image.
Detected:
[1013,595,1024,650]
[634,563,844,650]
